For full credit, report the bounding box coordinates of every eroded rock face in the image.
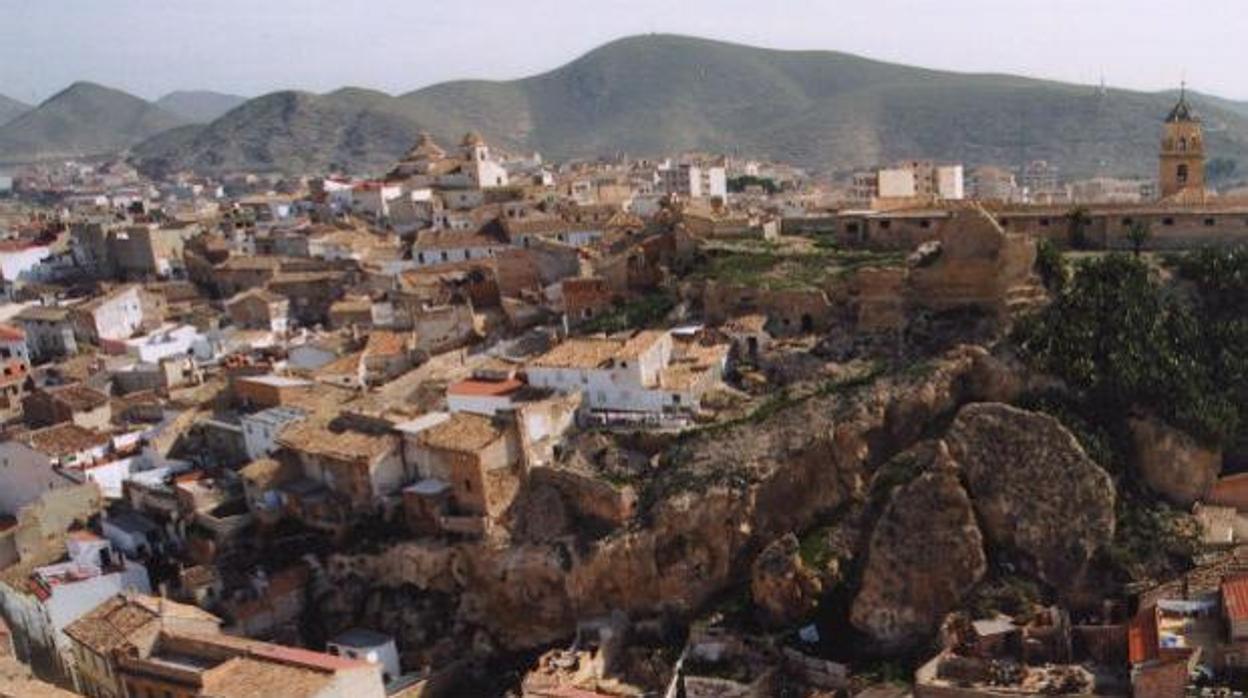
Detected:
[946,403,1115,589]
[850,442,986,650]
[321,346,1010,652]
[750,533,823,628]
[1129,415,1222,507]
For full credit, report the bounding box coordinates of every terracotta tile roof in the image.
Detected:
[0,323,25,342]
[417,412,504,453]
[45,383,110,412]
[1208,473,1248,511]
[618,330,665,359]
[201,655,334,698]
[1224,575,1248,622]
[23,423,109,458]
[413,229,507,251]
[529,338,625,370]
[64,593,219,655]
[364,331,409,357]
[447,378,523,397]
[277,422,397,464]
[240,458,298,489]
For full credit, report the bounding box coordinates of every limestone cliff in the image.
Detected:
[850,442,986,650]
[946,403,1117,589]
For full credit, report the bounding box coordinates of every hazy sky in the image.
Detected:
[2,0,1246,104]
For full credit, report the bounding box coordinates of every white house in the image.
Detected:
[525,330,729,420]
[411,231,510,267]
[0,531,149,684]
[119,324,205,363]
[0,241,54,296]
[241,406,307,461]
[446,377,525,416]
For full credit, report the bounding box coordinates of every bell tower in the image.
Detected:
[1158,84,1205,200]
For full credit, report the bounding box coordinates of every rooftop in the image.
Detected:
[277,421,398,464]
[447,377,524,398]
[23,423,110,458]
[417,412,504,453]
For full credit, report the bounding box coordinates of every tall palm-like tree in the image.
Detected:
[1126,221,1152,257]
[1065,206,1093,250]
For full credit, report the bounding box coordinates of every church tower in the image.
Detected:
[1158,85,1205,200]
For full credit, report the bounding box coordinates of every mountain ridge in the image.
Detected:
[0,81,186,164]
[0,94,30,128]
[9,35,1248,178]
[155,90,248,123]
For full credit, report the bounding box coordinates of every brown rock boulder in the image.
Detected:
[1129,415,1222,507]
[946,403,1115,588]
[851,442,986,649]
[750,533,823,628]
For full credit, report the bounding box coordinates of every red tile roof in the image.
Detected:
[1208,473,1248,511]
[250,643,368,672]
[0,324,25,342]
[447,377,523,397]
[1224,575,1248,622]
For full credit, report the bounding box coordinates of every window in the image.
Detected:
[441,251,448,262]
[919,219,930,229]
[1177,164,1189,184]
[671,394,681,404]
[1204,218,1216,227]
[846,223,860,234]
[1039,218,1050,227]
[878,220,891,230]
[998,218,1009,228]
[1163,217,1175,226]
[464,478,472,493]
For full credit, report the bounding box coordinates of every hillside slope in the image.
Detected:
[156,90,248,123]
[122,34,1248,177]
[0,95,30,128]
[0,82,186,163]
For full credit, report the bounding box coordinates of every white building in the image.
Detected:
[411,231,510,267]
[460,132,509,189]
[525,330,729,420]
[657,163,728,200]
[241,406,307,461]
[119,324,205,363]
[446,377,525,416]
[0,531,149,684]
[0,241,54,289]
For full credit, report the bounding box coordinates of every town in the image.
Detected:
[3,44,1248,698]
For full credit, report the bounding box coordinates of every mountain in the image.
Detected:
[0,95,30,127]
[0,82,186,163]
[125,34,1248,177]
[155,90,248,123]
[133,88,416,175]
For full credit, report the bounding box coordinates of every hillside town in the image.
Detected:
[1,82,1248,698]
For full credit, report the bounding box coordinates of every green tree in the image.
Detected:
[1015,254,1234,445]
[1065,206,1093,250]
[1125,221,1152,257]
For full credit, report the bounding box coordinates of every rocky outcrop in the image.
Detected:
[850,442,986,649]
[750,534,823,628]
[321,346,1021,652]
[946,403,1115,588]
[1129,415,1222,507]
